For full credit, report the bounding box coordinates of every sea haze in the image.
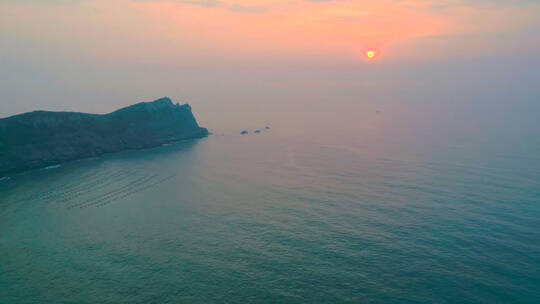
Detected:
[1,127,539,303]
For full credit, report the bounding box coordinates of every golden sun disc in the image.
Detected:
[367,51,376,58]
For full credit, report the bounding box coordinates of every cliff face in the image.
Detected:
[0,97,208,176]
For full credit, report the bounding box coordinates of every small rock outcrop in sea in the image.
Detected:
[0,97,208,176]
[265,126,270,129]
[254,130,261,134]
[240,130,248,135]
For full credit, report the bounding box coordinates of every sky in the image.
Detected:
[1,0,539,148]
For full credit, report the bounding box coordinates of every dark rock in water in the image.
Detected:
[254,130,261,133]
[0,97,208,176]
[240,130,248,135]
[265,126,270,129]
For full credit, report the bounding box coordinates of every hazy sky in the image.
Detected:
[1,0,539,145]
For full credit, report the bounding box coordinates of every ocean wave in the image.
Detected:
[44,164,62,170]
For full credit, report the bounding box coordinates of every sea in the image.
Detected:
[1,127,539,303]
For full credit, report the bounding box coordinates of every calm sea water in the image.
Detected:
[1,131,539,303]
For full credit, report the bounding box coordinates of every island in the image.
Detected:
[0,97,208,176]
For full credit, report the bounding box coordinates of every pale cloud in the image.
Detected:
[131,0,273,13]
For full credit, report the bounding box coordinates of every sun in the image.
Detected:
[366,50,376,59]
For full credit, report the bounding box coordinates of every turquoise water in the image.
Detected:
[1,133,539,303]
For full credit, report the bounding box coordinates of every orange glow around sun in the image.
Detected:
[125,0,446,63]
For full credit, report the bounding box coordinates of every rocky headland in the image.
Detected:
[0,97,208,176]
